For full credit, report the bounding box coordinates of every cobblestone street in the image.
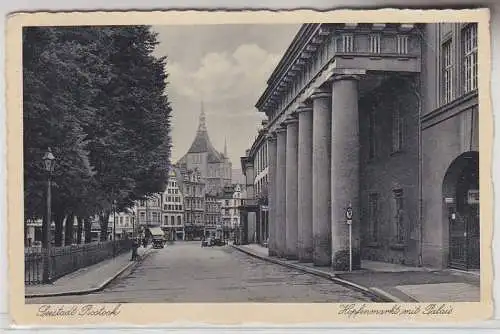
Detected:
[27,241,373,303]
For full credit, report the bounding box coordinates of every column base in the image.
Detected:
[298,247,313,262]
[285,254,298,260]
[313,234,331,266]
[332,248,361,271]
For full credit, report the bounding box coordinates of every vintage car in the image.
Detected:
[152,237,165,249]
[201,237,213,247]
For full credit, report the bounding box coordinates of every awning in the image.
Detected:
[148,227,164,236]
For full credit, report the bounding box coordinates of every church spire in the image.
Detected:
[198,100,207,132]
[224,137,228,157]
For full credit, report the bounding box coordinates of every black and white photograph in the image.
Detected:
[6,8,493,325]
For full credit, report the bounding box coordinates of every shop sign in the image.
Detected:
[467,189,479,204]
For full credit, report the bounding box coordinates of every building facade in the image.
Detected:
[252,23,479,271]
[420,23,479,270]
[219,184,243,240]
[241,121,270,246]
[136,193,163,229]
[178,167,206,240]
[110,211,135,240]
[162,169,185,240]
[177,103,232,195]
[205,193,222,238]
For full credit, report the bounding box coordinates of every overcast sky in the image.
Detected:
[151,24,300,165]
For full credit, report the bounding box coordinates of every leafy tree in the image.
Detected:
[23,25,172,245]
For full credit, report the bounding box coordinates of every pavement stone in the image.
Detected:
[395,282,479,302]
[25,245,154,298]
[233,243,481,303]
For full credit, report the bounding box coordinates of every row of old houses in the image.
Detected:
[25,104,244,246]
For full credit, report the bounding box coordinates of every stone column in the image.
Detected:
[267,133,278,256]
[285,114,299,259]
[297,102,314,262]
[275,125,287,257]
[330,73,362,270]
[311,85,332,266]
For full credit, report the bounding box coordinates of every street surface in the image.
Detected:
[28,241,373,303]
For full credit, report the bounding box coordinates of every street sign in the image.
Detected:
[346,203,353,272]
[345,206,353,220]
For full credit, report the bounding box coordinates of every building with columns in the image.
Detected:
[255,23,479,271]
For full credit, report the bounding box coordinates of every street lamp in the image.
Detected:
[132,212,136,239]
[42,147,56,283]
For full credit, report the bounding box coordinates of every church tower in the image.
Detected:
[176,101,232,194]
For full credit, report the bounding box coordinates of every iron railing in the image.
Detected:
[24,239,132,285]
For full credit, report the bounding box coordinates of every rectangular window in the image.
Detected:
[463,23,478,93]
[396,35,408,54]
[368,193,379,241]
[342,34,354,52]
[368,109,376,159]
[442,39,453,103]
[330,36,337,55]
[392,108,405,153]
[393,189,405,243]
[369,34,381,53]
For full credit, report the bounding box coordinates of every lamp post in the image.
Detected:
[42,148,56,283]
[112,200,117,256]
[113,200,117,241]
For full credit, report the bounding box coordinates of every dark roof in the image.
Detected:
[185,130,225,164]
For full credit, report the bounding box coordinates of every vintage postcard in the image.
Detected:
[6,8,493,327]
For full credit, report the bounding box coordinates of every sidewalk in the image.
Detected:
[232,243,480,303]
[25,245,154,298]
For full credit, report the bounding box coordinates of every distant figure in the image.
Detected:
[142,237,147,248]
[131,239,139,261]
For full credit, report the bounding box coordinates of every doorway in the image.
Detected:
[443,151,479,270]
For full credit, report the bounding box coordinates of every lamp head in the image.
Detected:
[42,147,56,173]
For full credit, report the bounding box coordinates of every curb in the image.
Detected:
[231,244,396,303]
[25,247,154,298]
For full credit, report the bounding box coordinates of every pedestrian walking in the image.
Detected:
[131,238,139,261]
[142,237,147,248]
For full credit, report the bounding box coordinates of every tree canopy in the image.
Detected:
[23,25,172,244]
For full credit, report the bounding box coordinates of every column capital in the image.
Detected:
[296,102,313,114]
[310,84,332,100]
[266,131,277,141]
[329,68,366,83]
[283,112,299,126]
[275,124,287,134]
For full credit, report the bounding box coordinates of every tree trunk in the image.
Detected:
[99,212,110,242]
[54,210,65,247]
[77,216,84,244]
[84,218,92,243]
[64,212,75,245]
